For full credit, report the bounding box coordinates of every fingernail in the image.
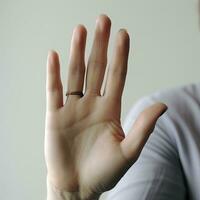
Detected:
[119,28,128,33]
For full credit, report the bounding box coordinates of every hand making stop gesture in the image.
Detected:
[45,14,167,200]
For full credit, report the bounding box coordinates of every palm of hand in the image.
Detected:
[45,15,167,200]
[45,94,129,197]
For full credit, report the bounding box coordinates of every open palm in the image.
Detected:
[45,15,167,200]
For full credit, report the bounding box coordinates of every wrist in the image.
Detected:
[47,177,80,200]
[47,177,100,200]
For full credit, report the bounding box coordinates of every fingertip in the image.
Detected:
[96,14,111,28]
[72,25,87,48]
[115,29,130,56]
[154,102,168,116]
[47,50,60,69]
[73,24,87,36]
[118,29,130,42]
[48,49,58,59]
[119,28,129,37]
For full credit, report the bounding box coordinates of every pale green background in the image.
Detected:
[1,0,200,199]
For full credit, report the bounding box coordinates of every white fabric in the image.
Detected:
[106,83,200,200]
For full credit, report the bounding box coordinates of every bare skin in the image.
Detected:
[45,14,167,200]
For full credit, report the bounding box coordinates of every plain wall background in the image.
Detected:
[1,0,200,199]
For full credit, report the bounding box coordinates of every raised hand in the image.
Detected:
[45,14,167,200]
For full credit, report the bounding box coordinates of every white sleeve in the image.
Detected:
[106,96,187,200]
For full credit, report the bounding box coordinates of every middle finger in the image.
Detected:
[85,15,111,96]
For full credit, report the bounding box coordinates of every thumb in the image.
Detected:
[120,102,168,163]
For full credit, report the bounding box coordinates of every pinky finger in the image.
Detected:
[46,50,63,111]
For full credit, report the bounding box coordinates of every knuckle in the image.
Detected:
[46,83,63,92]
[88,58,107,67]
[136,112,149,129]
[70,63,85,75]
[111,65,127,80]
[85,88,100,96]
[120,68,127,80]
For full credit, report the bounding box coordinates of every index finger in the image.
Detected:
[104,29,130,102]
